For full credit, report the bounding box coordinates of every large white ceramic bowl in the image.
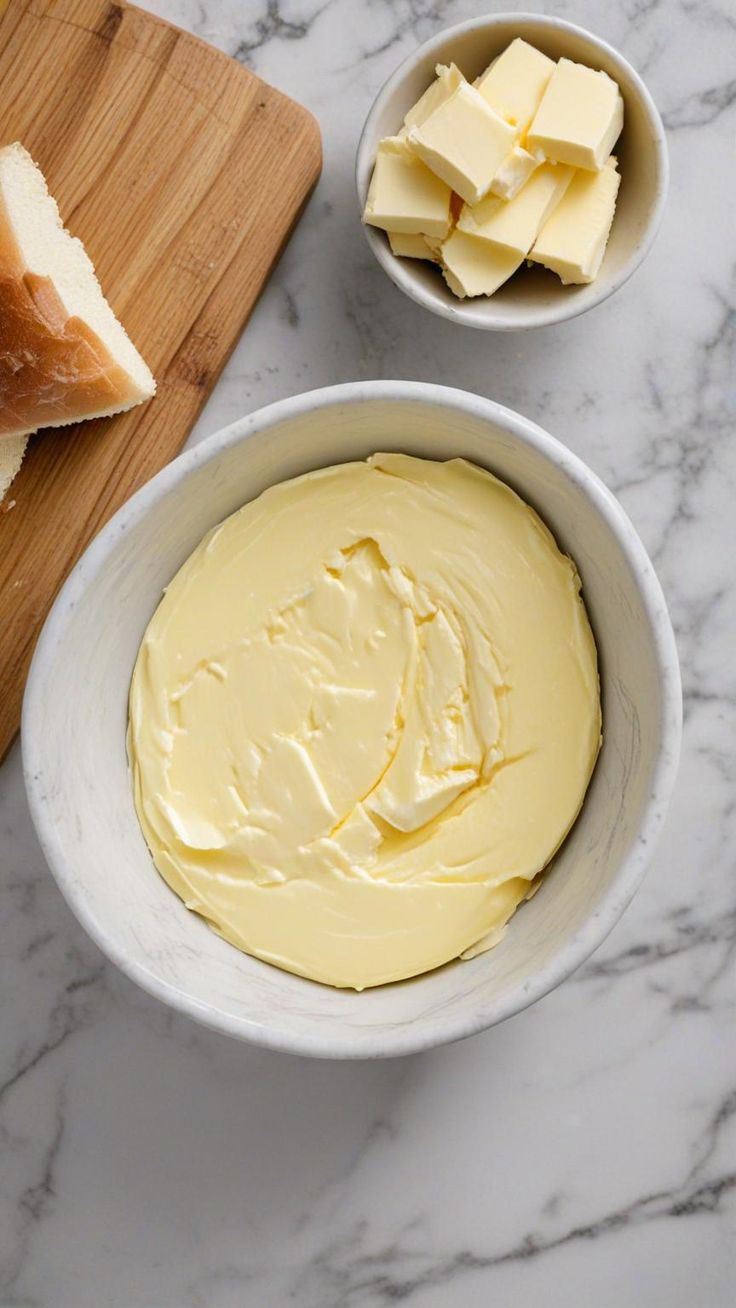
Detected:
[23,383,681,1058]
[356,13,669,330]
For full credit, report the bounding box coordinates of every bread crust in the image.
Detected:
[0,270,140,436]
[0,173,151,440]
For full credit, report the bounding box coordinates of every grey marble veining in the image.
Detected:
[1,1,735,1304]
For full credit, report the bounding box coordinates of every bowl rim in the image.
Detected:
[22,381,682,1058]
[355,11,670,331]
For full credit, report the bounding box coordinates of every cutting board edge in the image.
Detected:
[0,0,323,762]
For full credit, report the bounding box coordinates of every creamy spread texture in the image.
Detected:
[128,454,601,989]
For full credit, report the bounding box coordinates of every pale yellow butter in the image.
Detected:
[530,156,620,283]
[407,81,516,206]
[458,162,574,258]
[380,128,412,154]
[388,231,438,260]
[403,62,465,129]
[528,57,624,170]
[476,37,555,140]
[489,144,544,201]
[363,140,452,236]
[128,455,601,991]
[367,41,624,297]
[422,232,444,259]
[442,229,523,297]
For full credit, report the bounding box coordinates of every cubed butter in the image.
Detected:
[476,38,555,139]
[404,63,465,129]
[381,129,412,154]
[440,229,521,298]
[530,156,621,283]
[363,141,452,237]
[388,231,438,261]
[458,162,574,258]
[423,233,444,259]
[527,57,624,170]
[407,81,516,206]
[489,143,544,201]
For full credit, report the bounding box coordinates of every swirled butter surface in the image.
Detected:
[128,454,601,989]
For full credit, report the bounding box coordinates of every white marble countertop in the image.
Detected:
[2,1,735,1303]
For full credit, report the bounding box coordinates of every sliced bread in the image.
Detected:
[0,142,155,461]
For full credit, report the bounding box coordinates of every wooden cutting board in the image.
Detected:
[0,0,321,761]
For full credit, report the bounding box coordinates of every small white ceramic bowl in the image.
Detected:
[356,13,669,330]
[23,383,681,1058]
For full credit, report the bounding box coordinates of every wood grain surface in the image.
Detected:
[0,0,321,761]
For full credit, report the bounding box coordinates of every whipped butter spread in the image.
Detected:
[128,455,601,990]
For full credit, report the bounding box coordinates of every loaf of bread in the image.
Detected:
[0,142,155,500]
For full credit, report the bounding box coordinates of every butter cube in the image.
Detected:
[527,58,624,171]
[458,162,574,258]
[489,144,544,201]
[404,62,465,129]
[441,230,521,298]
[422,233,444,259]
[476,38,555,139]
[387,231,438,261]
[383,129,412,154]
[407,81,516,206]
[530,156,621,283]
[363,141,452,237]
